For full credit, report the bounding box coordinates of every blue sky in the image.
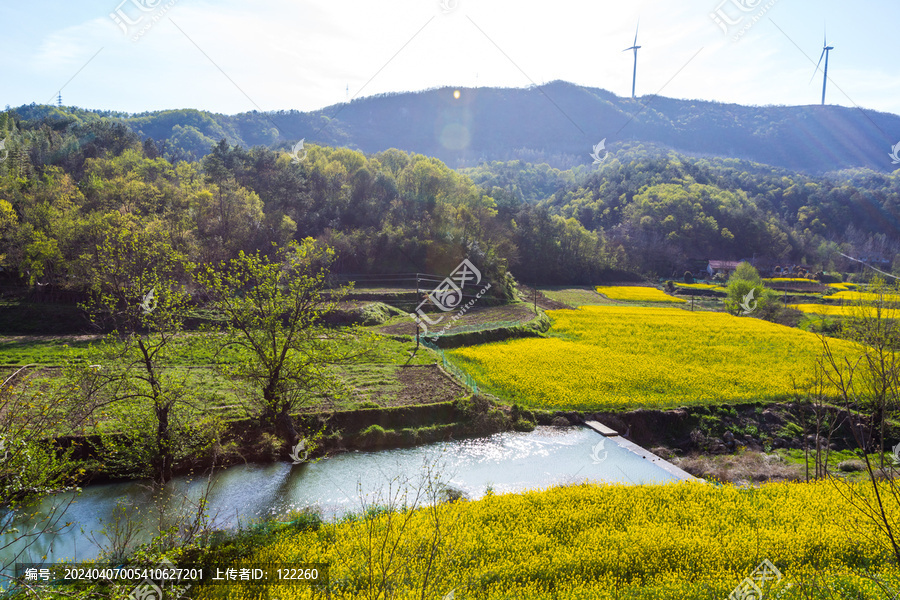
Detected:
[3,0,899,116]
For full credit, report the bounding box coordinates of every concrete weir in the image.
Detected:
[584,420,698,482]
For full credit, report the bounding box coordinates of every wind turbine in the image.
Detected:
[623,22,641,99]
[811,31,834,105]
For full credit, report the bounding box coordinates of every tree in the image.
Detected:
[80,223,197,483]
[0,365,98,575]
[724,262,774,316]
[834,277,900,466]
[817,277,900,567]
[194,239,368,445]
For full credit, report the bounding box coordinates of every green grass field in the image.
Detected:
[0,333,443,435]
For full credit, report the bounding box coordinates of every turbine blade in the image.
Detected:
[809,48,826,83]
[634,22,639,47]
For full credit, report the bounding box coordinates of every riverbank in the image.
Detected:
[57,397,888,487]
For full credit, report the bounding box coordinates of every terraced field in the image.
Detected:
[449,306,861,410]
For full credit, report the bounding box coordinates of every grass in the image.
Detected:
[674,450,800,483]
[1,333,443,435]
[449,306,862,411]
[0,335,98,365]
[538,287,615,307]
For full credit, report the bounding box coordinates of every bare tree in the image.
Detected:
[323,456,465,599]
[0,366,98,579]
[818,277,900,565]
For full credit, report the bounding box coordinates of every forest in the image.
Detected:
[1,107,899,291]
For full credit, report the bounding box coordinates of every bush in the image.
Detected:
[837,459,865,472]
[683,271,694,284]
[724,263,778,317]
[512,419,536,432]
[359,424,387,446]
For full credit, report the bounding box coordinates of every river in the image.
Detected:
[0,426,680,570]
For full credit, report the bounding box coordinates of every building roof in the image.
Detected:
[708,260,743,270]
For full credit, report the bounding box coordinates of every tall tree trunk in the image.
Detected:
[275,408,299,447]
[154,404,172,483]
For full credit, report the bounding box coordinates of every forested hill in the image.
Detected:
[12,81,900,174]
[2,102,900,287]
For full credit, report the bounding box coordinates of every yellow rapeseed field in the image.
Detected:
[831,290,900,303]
[195,480,900,599]
[674,282,726,291]
[790,303,893,318]
[596,286,686,303]
[764,277,816,283]
[448,306,861,410]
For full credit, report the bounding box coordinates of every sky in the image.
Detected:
[2,0,900,117]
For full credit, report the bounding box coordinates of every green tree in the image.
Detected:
[194,239,369,445]
[724,262,774,316]
[80,223,196,483]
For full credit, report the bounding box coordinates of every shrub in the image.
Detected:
[359,424,387,446]
[512,419,536,432]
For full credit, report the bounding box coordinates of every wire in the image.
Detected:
[838,253,899,280]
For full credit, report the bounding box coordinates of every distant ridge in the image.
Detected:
[14,81,900,173]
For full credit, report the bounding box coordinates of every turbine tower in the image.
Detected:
[623,22,641,99]
[811,32,834,105]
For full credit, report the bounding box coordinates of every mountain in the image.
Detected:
[12,81,900,174]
